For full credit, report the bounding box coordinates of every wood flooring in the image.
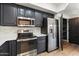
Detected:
[38,42,79,56]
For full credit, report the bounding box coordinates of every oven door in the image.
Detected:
[17,39,37,56]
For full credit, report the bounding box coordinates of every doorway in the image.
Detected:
[57,17,69,51]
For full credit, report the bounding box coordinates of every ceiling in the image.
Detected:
[17,3,79,19]
[52,3,68,12]
[62,3,79,18]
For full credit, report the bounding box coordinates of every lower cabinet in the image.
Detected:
[0,41,9,56]
[9,40,17,56]
[0,40,17,56]
[37,36,46,54]
[17,41,21,55]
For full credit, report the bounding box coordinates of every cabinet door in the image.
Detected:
[35,11,43,27]
[0,41,9,56]
[69,19,76,43]
[25,8,35,18]
[17,7,25,17]
[37,36,46,54]
[9,40,17,56]
[69,19,79,44]
[43,13,48,18]
[2,4,17,26]
[42,13,48,26]
[0,4,1,25]
[17,41,21,55]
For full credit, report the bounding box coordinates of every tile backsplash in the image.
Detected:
[0,26,41,46]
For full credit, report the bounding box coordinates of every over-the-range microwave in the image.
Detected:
[17,17,35,27]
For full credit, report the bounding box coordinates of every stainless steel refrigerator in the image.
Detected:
[47,18,57,52]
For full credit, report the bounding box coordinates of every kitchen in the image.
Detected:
[0,3,55,56]
[0,3,79,56]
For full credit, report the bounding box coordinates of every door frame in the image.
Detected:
[58,14,63,51]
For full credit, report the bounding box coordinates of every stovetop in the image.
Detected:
[17,36,37,39]
[17,32,37,39]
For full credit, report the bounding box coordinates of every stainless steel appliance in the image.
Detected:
[47,18,57,52]
[17,17,35,27]
[17,30,37,56]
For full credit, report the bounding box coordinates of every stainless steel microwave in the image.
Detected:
[17,17,35,27]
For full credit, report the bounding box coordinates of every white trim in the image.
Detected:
[67,19,69,43]
[58,19,61,50]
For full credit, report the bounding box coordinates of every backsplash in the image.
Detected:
[0,26,41,46]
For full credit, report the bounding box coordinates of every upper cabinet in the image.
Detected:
[25,8,35,18]
[17,6,25,17]
[47,14,54,18]
[2,4,17,26]
[43,13,48,18]
[0,4,1,25]
[35,11,43,27]
[17,7,35,18]
[42,13,48,27]
[0,3,54,26]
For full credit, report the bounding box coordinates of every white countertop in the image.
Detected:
[34,34,47,37]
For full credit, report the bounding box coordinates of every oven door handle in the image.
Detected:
[17,38,37,42]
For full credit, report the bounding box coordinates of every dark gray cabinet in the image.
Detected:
[0,4,1,25]
[17,41,21,55]
[2,4,17,26]
[0,41,9,56]
[0,40,17,56]
[25,8,35,18]
[35,11,43,27]
[0,3,54,26]
[42,13,48,27]
[17,6,25,17]
[69,18,79,44]
[41,13,48,34]
[37,36,46,54]
[9,40,17,56]
[43,13,48,18]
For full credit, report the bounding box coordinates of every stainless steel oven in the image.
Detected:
[17,30,37,56]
